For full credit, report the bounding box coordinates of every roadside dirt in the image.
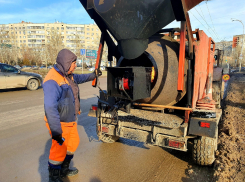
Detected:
[213,72,245,181]
[183,72,245,182]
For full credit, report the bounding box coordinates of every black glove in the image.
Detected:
[94,69,102,77]
[52,134,65,145]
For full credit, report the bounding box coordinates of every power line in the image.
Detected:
[198,4,206,23]
[197,2,220,40]
[193,7,221,41]
[190,11,220,42]
[192,10,219,41]
[205,1,221,40]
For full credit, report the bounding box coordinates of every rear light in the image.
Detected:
[168,140,185,149]
[123,78,130,90]
[200,122,210,128]
[119,78,130,90]
[98,126,109,133]
[92,105,98,111]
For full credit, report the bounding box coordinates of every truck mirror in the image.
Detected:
[214,55,218,60]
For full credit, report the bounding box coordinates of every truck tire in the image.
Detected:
[96,117,119,143]
[27,79,39,91]
[192,136,216,166]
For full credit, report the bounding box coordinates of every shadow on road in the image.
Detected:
[38,138,52,182]
[77,97,150,150]
[90,177,102,182]
[77,97,100,142]
[0,86,42,93]
[39,138,73,182]
[162,142,216,182]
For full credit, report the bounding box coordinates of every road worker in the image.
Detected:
[42,49,101,182]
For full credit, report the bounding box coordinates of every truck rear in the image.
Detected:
[80,0,223,165]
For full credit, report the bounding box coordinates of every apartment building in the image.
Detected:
[0,21,101,53]
[232,34,245,48]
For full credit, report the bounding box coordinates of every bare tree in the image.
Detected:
[45,29,65,66]
[232,45,245,67]
[0,25,19,65]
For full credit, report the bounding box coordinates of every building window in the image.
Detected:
[61,27,64,30]
[87,33,90,35]
[57,27,59,30]
[20,36,21,38]
[19,31,21,34]
[87,28,90,31]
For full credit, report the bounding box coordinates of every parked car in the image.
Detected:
[14,65,21,69]
[0,63,42,91]
[31,66,39,70]
[21,65,32,70]
[47,65,53,69]
[88,67,95,72]
[39,66,46,69]
[100,66,105,71]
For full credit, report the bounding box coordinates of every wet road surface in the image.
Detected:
[0,77,211,182]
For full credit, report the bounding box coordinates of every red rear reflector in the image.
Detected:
[168,140,184,149]
[98,126,109,133]
[200,122,210,128]
[92,106,98,111]
[123,78,130,90]
[102,127,108,133]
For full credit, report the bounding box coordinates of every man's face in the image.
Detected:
[68,61,77,74]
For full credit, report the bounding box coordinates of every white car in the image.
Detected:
[88,67,95,72]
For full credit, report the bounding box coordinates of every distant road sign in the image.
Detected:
[222,74,230,82]
[86,49,97,59]
[80,49,85,55]
[239,54,243,60]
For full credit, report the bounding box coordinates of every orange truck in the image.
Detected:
[80,0,223,165]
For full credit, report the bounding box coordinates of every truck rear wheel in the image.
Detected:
[192,136,216,165]
[96,117,119,143]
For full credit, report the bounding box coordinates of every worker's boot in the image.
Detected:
[60,155,79,178]
[48,166,63,182]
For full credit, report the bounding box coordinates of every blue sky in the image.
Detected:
[0,0,244,42]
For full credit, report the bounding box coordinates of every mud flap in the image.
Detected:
[189,117,217,138]
[87,105,98,117]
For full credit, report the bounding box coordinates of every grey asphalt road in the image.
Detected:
[0,77,212,182]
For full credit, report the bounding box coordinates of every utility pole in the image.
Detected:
[232,19,244,72]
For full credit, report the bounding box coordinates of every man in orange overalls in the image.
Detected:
[43,49,101,182]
